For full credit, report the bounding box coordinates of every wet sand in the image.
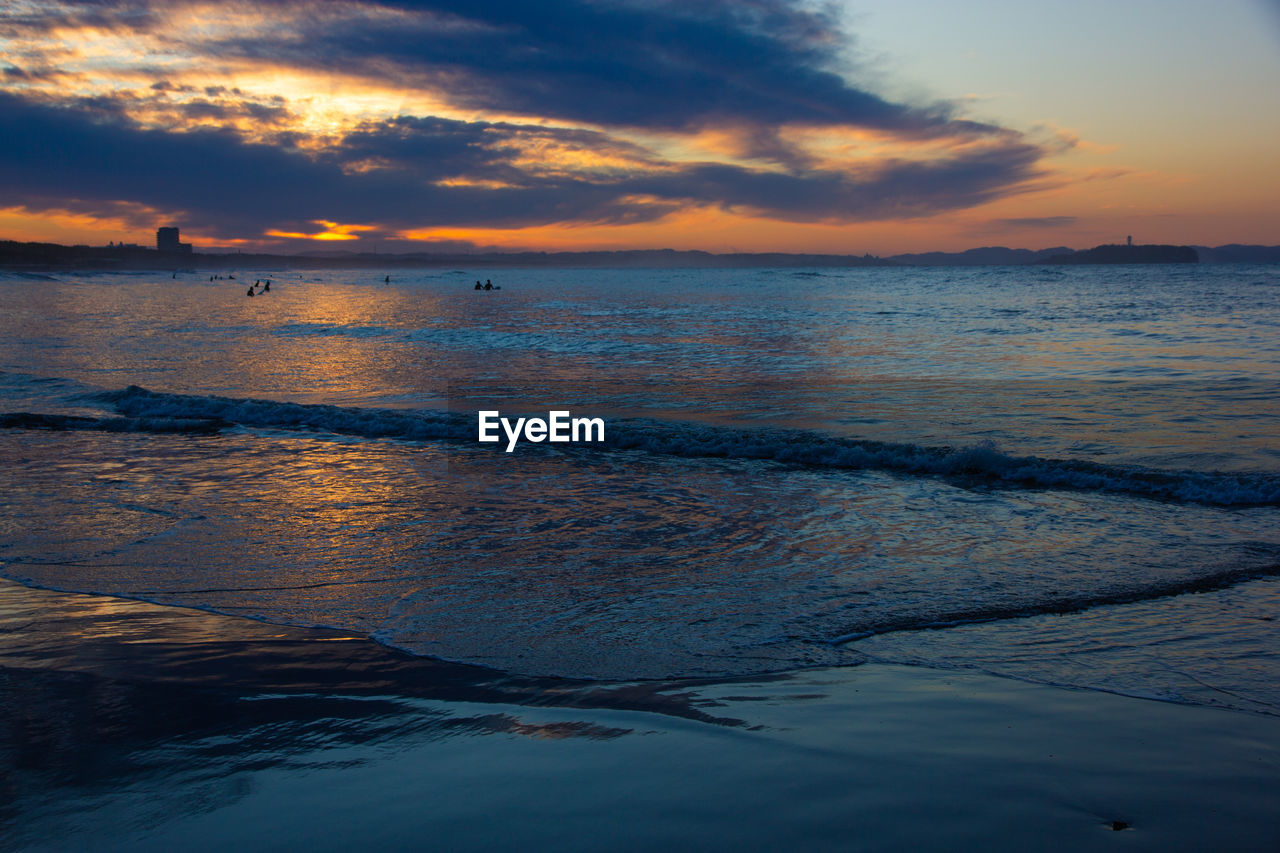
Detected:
[3,578,1279,852]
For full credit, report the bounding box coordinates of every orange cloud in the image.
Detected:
[264,220,378,241]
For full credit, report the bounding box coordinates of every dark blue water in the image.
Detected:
[0,265,1277,711]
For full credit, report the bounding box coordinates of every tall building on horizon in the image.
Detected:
[156,226,193,254]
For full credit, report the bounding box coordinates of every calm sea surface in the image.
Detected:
[1,264,1277,712]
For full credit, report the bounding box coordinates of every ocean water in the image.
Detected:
[0,264,1277,712]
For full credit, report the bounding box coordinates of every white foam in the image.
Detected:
[90,385,1280,507]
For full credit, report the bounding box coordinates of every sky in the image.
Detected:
[1,0,1277,254]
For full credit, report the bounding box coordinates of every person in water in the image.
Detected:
[475,281,483,290]
[246,286,254,297]
[263,281,270,292]
[385,275,390,283]
[484,279,493,290]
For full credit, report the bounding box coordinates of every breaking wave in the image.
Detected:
[828,560,1280,644]
[8,384,1271,508]
[0,411,225,434]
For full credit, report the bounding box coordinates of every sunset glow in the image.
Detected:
[2,0,1277,253]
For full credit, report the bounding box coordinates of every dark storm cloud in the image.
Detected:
[5,0,978,137]
[205,0,974,136]
[0,92,671,236]
[150,80,186,92]
[629,140,1046,221]
[338,116,514,178]
[339,115,659,181]
[0,0,157,36]
[176,98,291,124]
[0,1,1055,236]
[0,90,1043,236]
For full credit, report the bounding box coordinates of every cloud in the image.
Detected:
[0,0,159,41]
[194,0,982,138]
[0,92,678,237]
[0,89,1047,238]
[630,141,1045,221]
[0,1,1056,242]
[5,1,983,136]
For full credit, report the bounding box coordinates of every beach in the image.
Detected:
[4,578,1279,851]
[1,264,1278,849]
[6,0,1280,846]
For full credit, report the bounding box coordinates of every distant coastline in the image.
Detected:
[1037,243,1198,265]
[2,239,1277,271]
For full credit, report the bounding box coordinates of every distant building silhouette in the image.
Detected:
[156,226,193,254]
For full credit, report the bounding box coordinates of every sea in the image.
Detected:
[1,263,1277,714]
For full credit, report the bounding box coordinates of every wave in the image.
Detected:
[0,271,58,281]
[606,421,1280,507]
[16,384,1274,507]
[828,560,1280,644]
[91,386,473,441]
[0,411,226,434]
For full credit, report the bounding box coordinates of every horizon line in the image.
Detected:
[9,237,1278,259]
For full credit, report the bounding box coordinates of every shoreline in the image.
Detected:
[0,578,749,725]
[4,577,1280,851]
